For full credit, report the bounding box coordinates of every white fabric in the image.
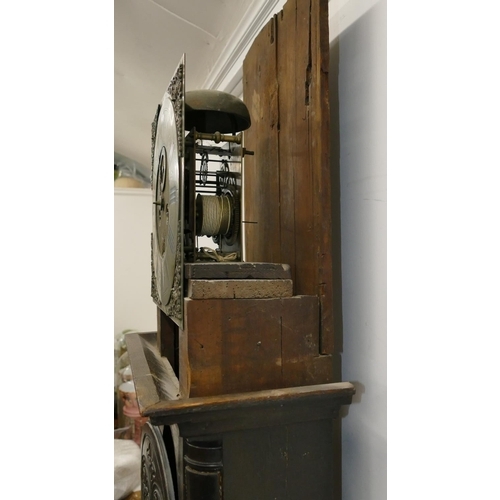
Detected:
[114,439,141,500]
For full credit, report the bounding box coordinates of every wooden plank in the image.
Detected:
[182,297,283,397]
[285,419,335,500]
[125,332,180,413]
[181,296,333,397]
[223,426,288,499]
[223,420,335,500]
[242,15,280,263]
[187,279,293,299]
[146,382,354,436]
[293,0,317,297]
[172,400,336,437]
[146,381,355,419]
[311,0,334,353]
[125,332,161,411]
[184,262,291,280]
[243,0,335,353]
[281,295,334,386]
[276,0,298,287]
[224,420,335,500]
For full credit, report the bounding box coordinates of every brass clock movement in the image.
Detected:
[151,55,252,328]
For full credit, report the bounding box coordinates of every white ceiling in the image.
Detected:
[114,0,280,169]
[113,0,376,172]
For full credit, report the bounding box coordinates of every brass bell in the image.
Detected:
[184,90,251,134]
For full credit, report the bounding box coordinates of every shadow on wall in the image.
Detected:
[329,18,343,367]
[329,1,387,499]
[329,18,342,500]
[329,0,386,417]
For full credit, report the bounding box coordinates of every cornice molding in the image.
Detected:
[202,0,286,95]
[203,0,342,96]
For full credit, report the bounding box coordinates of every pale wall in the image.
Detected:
[114,188,216,339]
[114,187,157,338]
[330,1,387,499]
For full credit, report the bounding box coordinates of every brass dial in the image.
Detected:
[152,94,180,309]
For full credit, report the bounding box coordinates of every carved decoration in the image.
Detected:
[151,230,182,321]
[164,228,182,321]
[151,233,161,307]
[164,58,184,324]
[141,422,175,500]
[167,61,184,156]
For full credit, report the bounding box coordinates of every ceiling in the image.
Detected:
[115,0,283,170]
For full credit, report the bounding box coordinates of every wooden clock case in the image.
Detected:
[126,1,355,498]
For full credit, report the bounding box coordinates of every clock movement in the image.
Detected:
[151,55,253,329]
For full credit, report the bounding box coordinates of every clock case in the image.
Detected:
[128,2,355,498]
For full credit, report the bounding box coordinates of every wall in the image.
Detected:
[114,188,157,338]
[114,187,216,340]
[329,1,387,499]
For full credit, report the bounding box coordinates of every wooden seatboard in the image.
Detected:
[184,262,291,280]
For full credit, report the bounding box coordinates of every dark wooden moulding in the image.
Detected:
[127,331,355,500]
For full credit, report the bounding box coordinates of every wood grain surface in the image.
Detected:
[184,262,291,280]
[180,295,334,397]
[187,279,293,299]
[243,0,335,354]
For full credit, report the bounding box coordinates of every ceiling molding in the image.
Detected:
[204,0,345,97]
[202,0,286,94]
